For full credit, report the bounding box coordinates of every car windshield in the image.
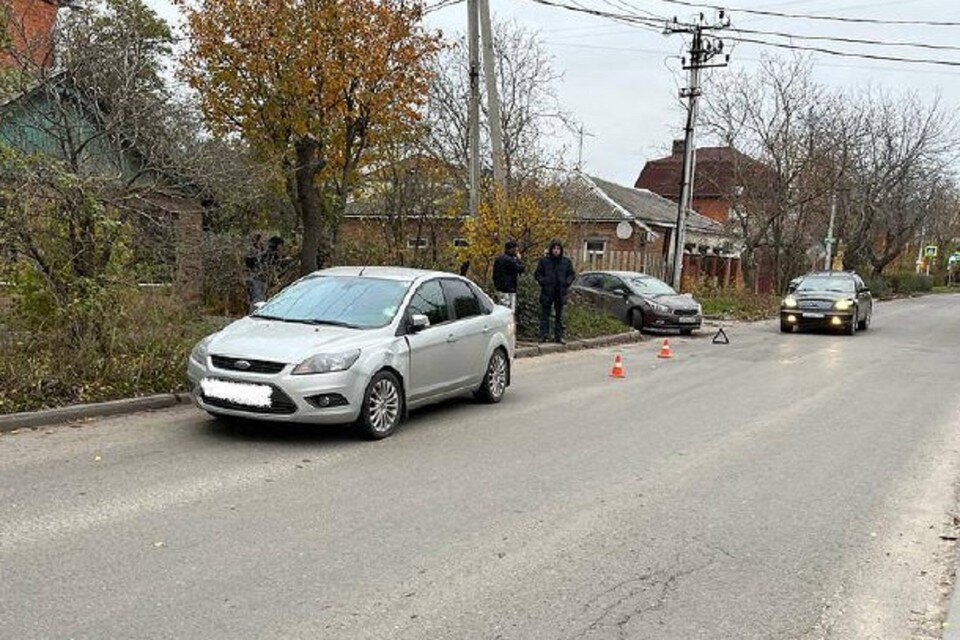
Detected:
[626,276,676,296]
[796,276,856,294]
[253,276,410,329]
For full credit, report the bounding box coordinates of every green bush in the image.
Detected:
[0,291,215,414]
[512,276,628,342]
[863,272,932,299]
[687,278,780,321]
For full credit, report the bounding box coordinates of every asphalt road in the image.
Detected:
[3,295,960,640]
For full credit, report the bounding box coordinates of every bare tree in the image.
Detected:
[836,88,958,275]
[703,55,841,291]
[421,20,573,189]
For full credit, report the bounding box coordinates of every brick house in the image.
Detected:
[340,170,740,286]
[1,0,64,70]
[636,140,781,292]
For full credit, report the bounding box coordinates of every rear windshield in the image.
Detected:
[253,276,410,329]
[796,276,855,294]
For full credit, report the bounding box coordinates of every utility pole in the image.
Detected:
[478,0,507,195]
[467,0,481,217]
[824,192,837,271]
[575,124,596,172]
[664,13,729,290]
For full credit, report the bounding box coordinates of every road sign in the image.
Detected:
[925,245,938,257]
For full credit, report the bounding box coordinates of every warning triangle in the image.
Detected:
[712,328,729,345]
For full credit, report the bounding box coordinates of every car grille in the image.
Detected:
[797,299,834,311]
[211,355,286,374]
[201,385,298,415]
[673,308,699,316]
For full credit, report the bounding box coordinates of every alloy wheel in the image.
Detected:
[487,352,508,400]
[368,379,400,433]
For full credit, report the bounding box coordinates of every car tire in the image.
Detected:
[858,308,871,331]
[680,328,694,336]
[476,349,509,404]
[846,310,858,336]
[629,308,644,332]
[357,371,404,440]
[780,320,793,333]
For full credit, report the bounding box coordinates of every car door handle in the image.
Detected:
[446,334,458,344]
[482,325,491,334]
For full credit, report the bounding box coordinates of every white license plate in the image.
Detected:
[201,378,272,408]
[802,312,825,319]
[678,316,698,323]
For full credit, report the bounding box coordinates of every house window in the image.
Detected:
[584,239,606,258]
[453,238,469,248]
[407,237,430,250]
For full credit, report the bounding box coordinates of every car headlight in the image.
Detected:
[190,335,214,364]
[292,349,361,375]
[783,296,798,308]
[650,302,669,313]
[834,299,854,311]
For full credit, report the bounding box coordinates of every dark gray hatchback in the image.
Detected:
[572,271,703,334]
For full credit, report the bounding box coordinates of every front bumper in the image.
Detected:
[646,310,702,331]
[186,357,367,424]
[780,310,854,328]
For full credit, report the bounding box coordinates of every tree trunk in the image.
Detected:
[294,140,323,275]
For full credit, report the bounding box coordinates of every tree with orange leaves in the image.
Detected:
[178,0,441,273]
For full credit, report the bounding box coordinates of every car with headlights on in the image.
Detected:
[572,270,703,334]
[187,267,515,439]
[780,271,873,335]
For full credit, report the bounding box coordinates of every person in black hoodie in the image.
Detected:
[492,240,524,311]
[534,240,576,343]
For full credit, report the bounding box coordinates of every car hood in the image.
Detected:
[206,317,391,364]
[792,291,853,302]
[641,293,701,310]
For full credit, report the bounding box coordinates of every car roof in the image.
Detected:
[581,270,657,279]
[802,271,858,279]
[313,266,453,283]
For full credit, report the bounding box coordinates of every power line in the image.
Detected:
[726,26,960,53]
[649,0,960,27]
[522,0,960,68]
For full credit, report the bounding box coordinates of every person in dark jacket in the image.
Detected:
[534,240,575,343]
[492,240,524,311]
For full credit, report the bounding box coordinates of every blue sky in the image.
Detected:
[147,0,960,185]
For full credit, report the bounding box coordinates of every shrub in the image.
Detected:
[512,276,628,342]
[687,278,780,321]
[864,271,932,299]
[0,291,216,414]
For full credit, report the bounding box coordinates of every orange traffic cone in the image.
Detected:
[610,354,626,378]
[657,339,674,359]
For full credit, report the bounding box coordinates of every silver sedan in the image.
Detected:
[187,267,515,439]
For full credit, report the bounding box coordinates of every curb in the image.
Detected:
[944,582,960,640]
[515,331,642,359]
[1,332,643,432]
[0,393,193,433]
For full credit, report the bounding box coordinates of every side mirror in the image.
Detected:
[408,313,430,333]
[612,287,629,297]
[252,301,266,311]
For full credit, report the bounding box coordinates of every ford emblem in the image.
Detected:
[235,360,251,370]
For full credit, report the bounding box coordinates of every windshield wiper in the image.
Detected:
[251,313,285,321]
[304,319,363,329]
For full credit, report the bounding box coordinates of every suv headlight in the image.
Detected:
[190,335,214,364]
[834,299,854,311]
[783,296,798,308]
[292,349,361,375]
[649,301,669,313]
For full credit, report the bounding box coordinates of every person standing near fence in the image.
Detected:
[534,240,575,344]
[493,240,524,311]
[244,233,266,313]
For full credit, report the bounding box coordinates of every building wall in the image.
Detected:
[691,197,730,224]
[2,0,59,70]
